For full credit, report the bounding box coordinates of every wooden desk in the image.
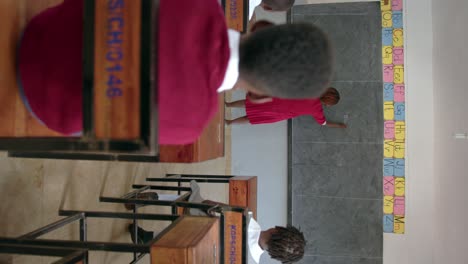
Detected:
[146,174,254,264]
[151,216,219,264]
[1,0,249,162]
[0,0,158,155]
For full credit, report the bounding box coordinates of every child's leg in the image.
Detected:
[225,116,250,125]
[225,100,246,108]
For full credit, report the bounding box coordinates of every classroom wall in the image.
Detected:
[383,0,436,263]
[432,0,468,263]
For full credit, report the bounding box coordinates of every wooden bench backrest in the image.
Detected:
[93,0,142,140]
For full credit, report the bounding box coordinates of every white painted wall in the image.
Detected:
[383,0,436,263]
[432,0,468,263]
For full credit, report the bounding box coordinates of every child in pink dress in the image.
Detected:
[226,87,347,128]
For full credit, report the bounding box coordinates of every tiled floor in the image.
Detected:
[291,3,383,264]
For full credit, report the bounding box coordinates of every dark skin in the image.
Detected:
[259,227,276,249]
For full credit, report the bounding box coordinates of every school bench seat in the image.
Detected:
[147,174,255,264]
[145,174,258,219]
[99,174,255,264]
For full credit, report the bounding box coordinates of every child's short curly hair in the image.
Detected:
[239,23,334,99]
[320,87,340,105]
[266,225,306,263]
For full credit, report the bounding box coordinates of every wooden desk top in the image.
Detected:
[2,0,230,162]
[151,216,220,264]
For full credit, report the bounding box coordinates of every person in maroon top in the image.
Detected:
[18,0,334,145]
[225,87,347,128]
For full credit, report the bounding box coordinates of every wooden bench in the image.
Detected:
[142,174,256,264]
[1,0,250,163]
[100,173,255,263]
[145,174,257,218]
[0,0,158,156]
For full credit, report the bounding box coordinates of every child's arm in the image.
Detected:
[324,121,347,128]
[311,112,346,128]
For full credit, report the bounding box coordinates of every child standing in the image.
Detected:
[226,87,347,128]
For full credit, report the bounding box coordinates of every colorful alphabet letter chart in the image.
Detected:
[381,0,406,234]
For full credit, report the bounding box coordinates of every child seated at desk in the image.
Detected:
[18,0,333,145]
[127,181,306,264]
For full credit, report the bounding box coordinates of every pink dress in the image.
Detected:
[245,97,326,125]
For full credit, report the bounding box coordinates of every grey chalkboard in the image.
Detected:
[288,2,383,264]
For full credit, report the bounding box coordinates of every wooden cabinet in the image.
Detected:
[151,216,220,264]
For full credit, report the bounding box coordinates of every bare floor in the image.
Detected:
[0,152,231,263]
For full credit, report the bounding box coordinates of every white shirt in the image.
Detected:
[249,0,262,19]
[247,217,264,264]
[217,29,241,93]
